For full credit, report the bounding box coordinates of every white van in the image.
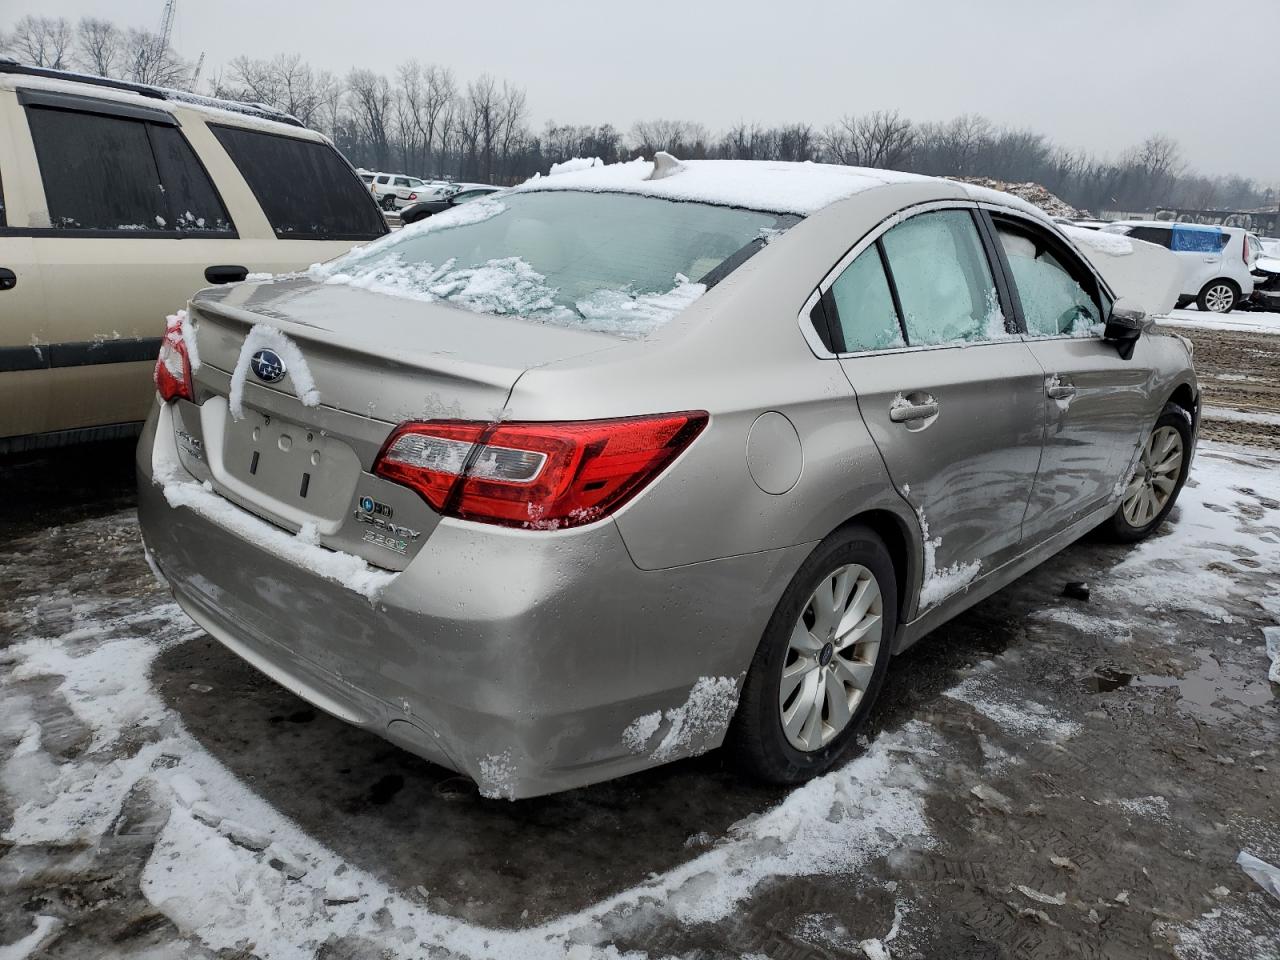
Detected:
[0,60,388,453]
[1102,220,1260,313]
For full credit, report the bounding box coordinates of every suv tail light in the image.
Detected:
[154,313,193,403]
[373,412,708,529]
[407,192,418,201]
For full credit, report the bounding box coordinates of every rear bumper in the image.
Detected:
[136,402,810,798]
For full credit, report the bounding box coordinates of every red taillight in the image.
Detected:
[407,192,418,201]
[154,313,193,403]
[373,412,708,529]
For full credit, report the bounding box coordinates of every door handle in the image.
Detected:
[889,401,939,423]
[205,264,249,285]
[0,268,15,291]
[1047,383,1077,400]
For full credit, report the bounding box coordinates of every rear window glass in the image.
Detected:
[311,191,797,337]
[210,125,387,240]
[26,107,232,234]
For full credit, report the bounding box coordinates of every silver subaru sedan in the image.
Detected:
[137,158,1198,799]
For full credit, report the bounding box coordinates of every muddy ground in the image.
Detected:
[1,328,1278,960]
[1168,323,1280,450]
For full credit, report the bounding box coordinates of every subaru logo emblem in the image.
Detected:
[250,349,286,384]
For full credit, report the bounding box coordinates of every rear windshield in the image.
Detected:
[210,125,387,240]
[311,191,797,337]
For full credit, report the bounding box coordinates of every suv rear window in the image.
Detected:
[25,106,233,234]
[210,125,387,240]
[312,191,797,337]
[1170,225,1228,253]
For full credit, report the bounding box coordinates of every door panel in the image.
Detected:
[841,343,1046,585]
[0,236,52,438]
[33,236,360,432]
[987,211,1152,542]
[1021,336,1151,540]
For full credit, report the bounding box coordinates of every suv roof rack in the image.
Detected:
[0,58,304,127]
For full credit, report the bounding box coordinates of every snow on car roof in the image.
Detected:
[0,71,323,140]
[512,155,1053,220]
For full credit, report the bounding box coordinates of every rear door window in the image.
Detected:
[880,210,1003,345]
[25,106,233,234]
[828,246,905,352]
[210,125,387,240]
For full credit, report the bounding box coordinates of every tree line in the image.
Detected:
[3,13,1275,215]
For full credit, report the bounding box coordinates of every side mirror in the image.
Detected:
[1103,298,1152,360]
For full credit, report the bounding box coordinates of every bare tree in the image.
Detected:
[122,28,191,87]
[347,68,393,169]
[630,119,710,158]
[75,18,122,77]
[5,15,74,69]
[823,110,915,168]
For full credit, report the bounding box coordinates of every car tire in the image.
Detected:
[1104,403,1193,543]
[728,524,897,785]
[1197,279,1238,314]
[381,195,397,212]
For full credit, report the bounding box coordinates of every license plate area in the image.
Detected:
[221,408,361,523]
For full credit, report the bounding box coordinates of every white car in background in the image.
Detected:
[1102,220,1260,313]
[370,173,436,211]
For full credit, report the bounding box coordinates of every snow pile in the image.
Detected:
[575,274,707,339]
[548,157,602,176]
[623,676,740,761]
[227,324,320,421]
[950,176,1082,218]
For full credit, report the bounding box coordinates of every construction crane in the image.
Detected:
[191,51,205,86]
[157,0,176,49]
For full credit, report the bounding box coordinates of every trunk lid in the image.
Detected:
[174,277,620,569]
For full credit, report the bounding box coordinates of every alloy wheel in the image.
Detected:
[1203,284,1235,313]
[1121,425,1184,528]
[779,563,883,751]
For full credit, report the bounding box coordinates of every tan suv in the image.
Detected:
[0,60,388,453]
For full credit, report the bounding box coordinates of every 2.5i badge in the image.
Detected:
[354,494,420,555]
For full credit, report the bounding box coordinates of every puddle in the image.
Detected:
[1084,649,1273,722]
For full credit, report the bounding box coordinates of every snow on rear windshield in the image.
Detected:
[310,192,798,338]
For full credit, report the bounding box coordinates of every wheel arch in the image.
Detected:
[1164,379,1200,430]
[831,507,921,642]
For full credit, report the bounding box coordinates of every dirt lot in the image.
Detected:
[1,329,1278,960]
[1168,323,1280,449]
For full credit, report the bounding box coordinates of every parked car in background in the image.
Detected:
[0,59,388,454]
[356,168,379,187]
[138,158,1197,799]
[1250,241,1280,311]
[400,185,503,224]
[1101,220,1260,313]
[369,173,438,211]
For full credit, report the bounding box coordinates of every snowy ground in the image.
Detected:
[1159,306,1280,337]
[2,408,1279,956]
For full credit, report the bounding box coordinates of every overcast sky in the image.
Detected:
[9,0,1278,184]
